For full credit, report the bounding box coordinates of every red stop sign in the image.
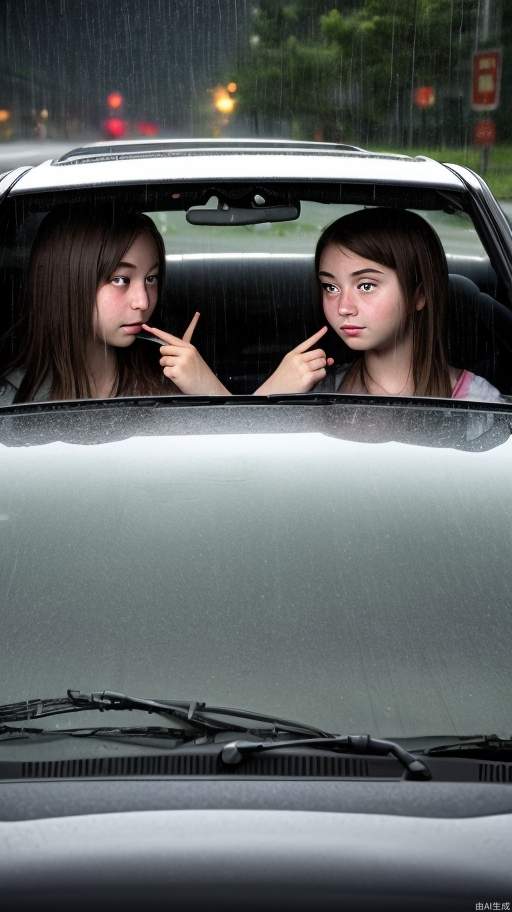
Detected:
[473,119,496,146]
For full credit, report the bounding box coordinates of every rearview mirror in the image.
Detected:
[186,195,300,226]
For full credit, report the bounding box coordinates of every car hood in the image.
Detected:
[1,398,511,740]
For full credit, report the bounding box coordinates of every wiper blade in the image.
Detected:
[0,690,332,739]
[421,733,512,755]
[0,691,223,735]
[220,734,432,781]
[0,724,191,742]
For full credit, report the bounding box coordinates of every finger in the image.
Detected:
[182,311,200,344]
[300,366,327,393]
[306,357,329,372]
[141,323,186,347]
[158,344,188,357]
[302,348,327,362]
[293,326,328,354]
[303,352,334,369]
[312,367,327,380]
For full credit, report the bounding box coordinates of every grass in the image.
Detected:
[374,144,512,199]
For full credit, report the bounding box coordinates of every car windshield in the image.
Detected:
[1,1,512,756]
[2,182,510,402]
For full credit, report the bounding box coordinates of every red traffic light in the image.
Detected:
[107,92,123,110]
[136,121,159,137]
[103,117,127,139]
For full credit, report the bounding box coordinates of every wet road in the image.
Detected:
[0,140,90,173]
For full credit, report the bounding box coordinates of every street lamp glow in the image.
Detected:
[213,87,236,114]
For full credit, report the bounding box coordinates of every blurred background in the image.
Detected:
[0,0,509,197]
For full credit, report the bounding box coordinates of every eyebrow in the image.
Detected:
[116,260,159,271]
[318,267,385,278]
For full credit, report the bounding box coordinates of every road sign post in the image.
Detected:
[471,49,501,174]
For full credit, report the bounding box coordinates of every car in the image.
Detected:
[1,138,512,910]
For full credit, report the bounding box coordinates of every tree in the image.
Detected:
[235,1,354,139]
[320,0,480,145]
[235,0,487,147]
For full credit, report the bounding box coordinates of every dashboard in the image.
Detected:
[2,777,512,910]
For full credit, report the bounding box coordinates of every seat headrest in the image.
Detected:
[448,274,512,393]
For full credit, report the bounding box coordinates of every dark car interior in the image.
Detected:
[1,181,512,399]
[163,254,512,394]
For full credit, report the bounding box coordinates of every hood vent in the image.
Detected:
[479,762,512,783]
[14,753,372,780]
[6,754,511,782]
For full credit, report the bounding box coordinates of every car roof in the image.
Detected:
[9,138,465,195]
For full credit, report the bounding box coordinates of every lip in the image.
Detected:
[121,323,143,334]
[341,325,365,336]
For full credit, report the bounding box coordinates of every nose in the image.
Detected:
[130,280,151,312]
[338,289,358,316]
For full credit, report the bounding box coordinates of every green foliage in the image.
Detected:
[234,0,509,146]
[318,0,480,142]
[377,143,512,199]
[236,0,349,136]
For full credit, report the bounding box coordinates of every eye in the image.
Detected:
[320,281,339,294]
[358,281,376,293]
[145,274,159,286]
[110,275,129,287]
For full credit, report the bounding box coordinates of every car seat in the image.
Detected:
[447,274,512,394]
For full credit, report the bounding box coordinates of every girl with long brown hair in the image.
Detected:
[1,205,229,403]
[256,207,501,401]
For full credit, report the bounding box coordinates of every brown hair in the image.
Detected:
[13,205,168,402]
[315,207,452,397]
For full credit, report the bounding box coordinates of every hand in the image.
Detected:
[141,313,231,395]
[254,327,334,395]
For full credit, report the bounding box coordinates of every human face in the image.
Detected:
[318,244,413,354]
[93,232,160,347]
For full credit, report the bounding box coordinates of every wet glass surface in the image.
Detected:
[1,400,511,740]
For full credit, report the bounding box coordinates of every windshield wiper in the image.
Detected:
[421,733,512,755]
[220,734,432,781]
[0,691,219,734]
[0,724,195,742]
[0,690,332,739]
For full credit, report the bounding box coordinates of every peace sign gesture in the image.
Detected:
[141,313,230,395]
[255,326,334,395]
